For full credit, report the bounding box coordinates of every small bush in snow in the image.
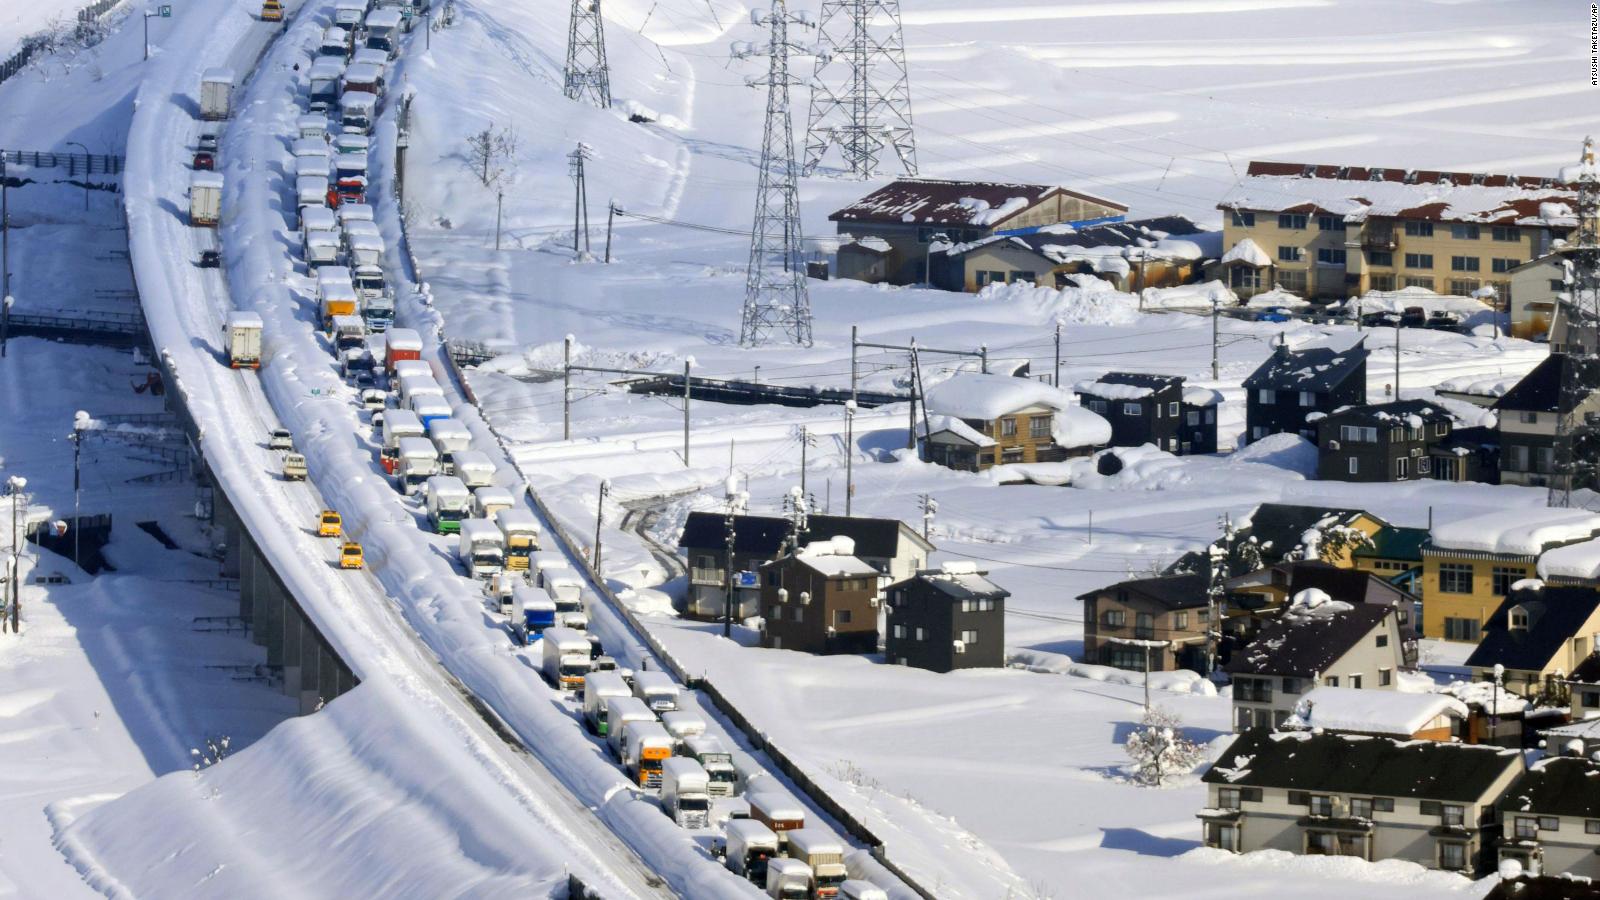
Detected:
[1125,707,1203,787]
[190,735,231,771]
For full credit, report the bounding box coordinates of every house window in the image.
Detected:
[1168,401,1179,417]
[1370,274,1395,291]
[1029,417,1050,439]
[1102,609,1126,627]
[1308,795,1333,817]
[834,609,852,625]
[1492,567,1524,595]
[1350,674,1363,689]
[1122,402,1142,417]
[1536,447,1555,473]
[1404,252,1434,269]
[1230,211,1255,228]
[1518,411,1538,425]
[1135,612,1155,639]
[1186,411,1199,426]
[1442,805,1465,828]
[891,625,906,639]
[1510,607,1529,629]
[1451,256,1481,272]
[1539,816,1559,831]
[1379,668,1392,686]
[1010,270,1036,284]
[960,629,978,644]
[1205,823,1239,852]
[1438,842,1467,871]
[976,270,1005,287]
[1404,221,1434,237]
[1090,399,1108,414]
[1316,248,1347,266]
[914,627,926,640]
[1281,677,1302,694]
[1317,215,1346,232]
[1174,611,1189,630]
[1258,389,1277,404]
[1326,675,1339,687]
[1492,226,1520,242]
[1000,417,1017,437]
[1348,457,1359,475]
[1218,788,1242,809]
[1492,258,1520,273]
[1368,251,1394,267]
[766,570,780,586]
[1587,820,1600,835]
[1438,563,1474,594]
[1514,817,1538,840]
[1278,245,1303,262]
[1279,214,1308,230]
[1443,617,1481,641]
[1395,457,1408,479]
[1450,224,1481,241]
[1350,798,1373,819]
[1449,279,1480,296]
[1402,275,1436,290]
[1299,391,1316,406]
[792,607,804,622]
[1375,634,1389,649]
[1584,690,1600,709]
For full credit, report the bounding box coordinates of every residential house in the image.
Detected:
[883,562,1008,672]
[1078,573,1210,674]
[1497,757,1600,879]
[677,511,935,619]
[1429,425,1501,485]
[1423,509,1600,641]
[1199,730,1524,872]
[1315,399,1456,482]
[1242,338,1368,445]
[1466,584,1600,700]
[1565,652,1600,721]
[1074,373,1185,452]
[1225,597,1405,731]
[1495,355,1600,490]
[1224,558,1419,644]
[758,536,882,654]
[1182,387,1223,454]
[1239,503,1389,567]
[829,178,1128,287]
[1214,158,1578,302]
[1282,686,1466,741]
[1484,874,1600,900]
[927,215,1214,293]
[918,372,1110,471]
[1352,523,1429,588]
[1508,254,1567,341]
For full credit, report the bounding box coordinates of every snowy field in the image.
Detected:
[385,0,1585,896]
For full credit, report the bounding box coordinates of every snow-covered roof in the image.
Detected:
[1439,678,1530,714]
[1436,373,1518,399]
[794,536,879,578]
[1051,406,1112,448]
[201,67,234,84]
[386,329,422,351]
[1220,237,1271,267]
[344,62,383,83]
[1219,160,1578,228]
[1430,508,1600,557]
[1284,687,1466,737]
[366,7,403,26]
[1072,379,1152,400]
[1537,536,1600,581]
[916,413,995,448]
[1182,386,1223,407]
[828,178,1126,227]
[923,372,1074,420]
[226,310,263,328]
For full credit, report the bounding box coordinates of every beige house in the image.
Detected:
[1200,730,1524,873]
[1225,600,1405,731]
[918,373,1110,471]
[1497,758,1600,879]
[1214,158,1580,302]
[1508,254,1566,341]
[1465,584,1600,700]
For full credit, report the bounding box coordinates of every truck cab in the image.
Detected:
[531,551,572,589]
[457,518,504,578]
[838,881,888,900]
[307,57,345,112]
[765,859,812,900]
[660,709,706,752]
[623,720,674,789]
[659,757,711,829]
[379,408,423,475]
[787,829,847,899]
[516,582,556,636]
[317,509,343,538]
[395,436,439,494]
[226,311,263,369]
[684,734,737,796]
[426,418,472,474]
[545,574,586,629]
[452,450,496,490]
[423,475,471,534]
[339,541,364,569]
[282,452,308,481]
[411,396,453,431]
[473,486,516,521]
[331,314,367,352]
[604,696,655,761]
[494,508,542,570]
[260,0,283,21]
[541,626,592,692]
[725,820,779,885]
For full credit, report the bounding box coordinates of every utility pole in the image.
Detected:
[919,493,936,541]
[844,400,856,516]
[798,424,814,497]
[723,509,736,638]
[682,359,692,467]
[849,324,858,403]
[736,0,814,347]
[562,334,573,440]
[802,0,918,178]
[1053,320,1061,387]
[592,479,609,574]
[8,475,25,633]
[143,4,169,61]
[71,412,86,569]
[569,143,592,257]
[604,201,615,263]
[2,158,9,359]
[1393,318,1401,398]
[563,0,611,108]
[494,190,504,251]
[1210,296,1220,381]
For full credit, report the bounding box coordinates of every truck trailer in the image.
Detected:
[189,172,223,227]
[546,573,586,629]
[332,314,366,351]
[515,581,556,635]
[424,475,471,534]
[725,820,780,885]
[385,328,422,374]
[684,734,737,797]
[427,418,472,474]
[451,450,496,489]
[787,829,848,899]
[379,408,422,474]
[226,310,264,368]
[199,68,235,120]
[410,396,453,431]
[457,518,504,578]
[494,508,541,570]
[581,671,631,736]
[604,696,655,760]
[473,486,516,521]
[541,626,592,692]
[632,671,681,713]
[659,757,711,829]
[748,792,806,853]
[395,436,439,495]
[316,267,360,329]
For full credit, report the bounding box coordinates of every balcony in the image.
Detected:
[1362,230,1398,252]
[690,567,726,586]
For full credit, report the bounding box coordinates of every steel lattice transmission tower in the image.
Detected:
[801,0,917,178]
[738,0,814,347]
[564,0,611,108]
[1549,136,1600,508]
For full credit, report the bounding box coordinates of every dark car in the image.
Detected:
[198,249,220,268]
[1399,306,1428,328]
[193,150,215,170]
[1425,311,1462,332]
[1360,311,1400,328]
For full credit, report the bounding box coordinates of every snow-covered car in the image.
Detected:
[198,249,220,268]
[360,387,387,409]
[268,427,294,450]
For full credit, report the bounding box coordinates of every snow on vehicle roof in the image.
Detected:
[292,137,330,158]
[340,92,377,109]
[316,266,352,287]
[344,220,381,238]
[624,720,672,747]
[634,671,677,693]
[748,791,806,821]
[338,202,375,221]
[306,231,340,250]
[494,508,540,530]
[662,709,704,729]
[295,174,328,193]
[366,7,403,26]
[458,518,501,540]
[1283,686,1466,737]
[514,581,555,608]
[383,408,422,429]
[397,435,435,454]
[331,313,363,328]
[201,67,234,84]
[786,828,844,856]
[1219,160,1577,227]
[425,474,469,496]
[386,328,422,350]
[296,113,328,128]
[348,232,385,250]
[454,449,494,468]
[295,156,330,177]
[584,671,630,696]
[545,572,583,589]
[1220,237,1271,267]
[301,206,338,228]
[923,372,1073,420]
[320,281,358,302]
[605,695,652,716]
[1430,508,1600,556]
[660,756,705,779]
[427,418,470,438]
[191,171,224,189]
[226,310,263,327]
[725,819,778,842]
[309,55,345,74]
[685,733,728,754]
[532,551,571,570]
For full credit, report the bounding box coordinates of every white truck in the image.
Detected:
[458,518,505,578]
[684,734,737,797]
[358,278,394,332]
[295,153,331,179]
[725,820,780,885]
[581,671,632,736]
[304,231,342,268]
[225,310,263,369]
[427,418,472,474]
[765,859,812,900]
[531,551,571,589]
[317,24,351,59]
[632,671,680,713]
[189,172,223,227]
[292,136,331,164]
[473,486,515,520]
[296,114,329,141]
[199,68,234,120]
[332,0,366,30]
[659,757,711,829]
[787,829,847,899]
[364,7,402,53]
[345,231,384,270]
[424,474,471,534]
[397,371,444,407]
[337,201,374,225]
[308,57,345,112]
[604,696,656,761]
[332,314,366,351]
[410,396,453,431]
[660,709,706,751]
[340,91,376,134]
[300,205,337,246]
[341,60,384,96]
[839,882,888,900]
[494,508,541,571]
[379,408,423,475]
[545,573,586,629]
[748,792,806,853]
[395,435,439,495]
[391,359,431,383]
[296,174,329,216]
[541,626,591,692]
[452,450,496,490]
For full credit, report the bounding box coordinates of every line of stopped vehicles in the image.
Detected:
[202,1,886,895]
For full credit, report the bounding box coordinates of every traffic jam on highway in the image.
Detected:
[195,1,886,897]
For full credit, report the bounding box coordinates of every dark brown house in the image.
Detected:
[759,536,882,654]
[885,563,1008,672]
[1079,573,1211,673]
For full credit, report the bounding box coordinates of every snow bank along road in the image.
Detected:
[106,0,670,895]
[118,0,912,895]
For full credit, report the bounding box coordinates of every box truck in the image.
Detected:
[661,709,706,751]
[458,518,505,578]
[427,418,472,473]
[605,696,655,760]
[365,7,402,53]
[411,396,452,431]
[385,328,422,373]
[581,671,631,736]
[332,0,365,29]
[787,829,847,899]
[340,91,376,134]
[296,114,329,141]
[541,626,592,692]
[495,508,541,570]
[839,882,888,900]
[296,173,330,215]
[424,474,471,534]
[395,436,438,494]
[748,792,806,853]
[397,371,443,407]
[765,859,812,900]
[199,68,234,120]
[531,551,571,588]
[226,310,263,368]
[332,314,366,351]
[725,820,779,885]
[546,573,586,629]
[379,408,422,474]
[189,172,223,227]
[308,57,345,111]
[338,201,374,224]
[659,757,711,828]
[684,734,737,796]
[516,581,556,635]
[473,486,515,520]
[623,720,674,789]
[452,450,496,489]
[316,270,359,330]
[632,671,681,714]
[341,60,384,95]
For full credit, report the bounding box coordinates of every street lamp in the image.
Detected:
[1490,662,1505,745]
[64,141,90,211]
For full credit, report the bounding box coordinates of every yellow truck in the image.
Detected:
[260,0,283,21]
[317,509,342,538]
[339,541,364,569]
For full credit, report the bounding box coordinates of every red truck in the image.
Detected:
[385,328,422,375]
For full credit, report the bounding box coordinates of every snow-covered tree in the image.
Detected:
[1125,707,1203,787]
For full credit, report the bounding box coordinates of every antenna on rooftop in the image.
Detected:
[1550,137,1600,509]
